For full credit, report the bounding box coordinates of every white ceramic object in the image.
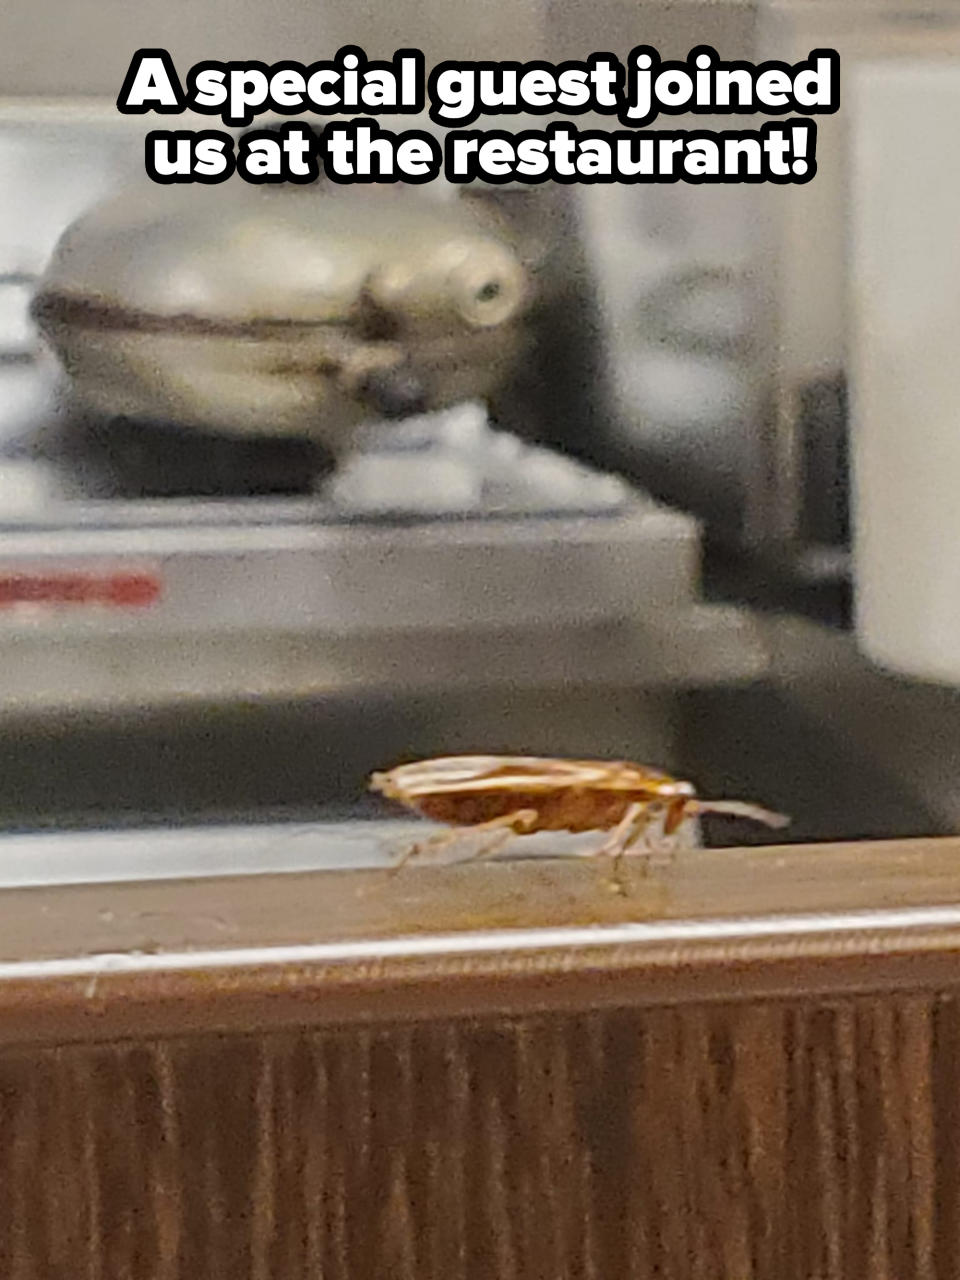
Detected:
[851,57,960,682]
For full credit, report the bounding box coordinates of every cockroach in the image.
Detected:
[370,755,789,886]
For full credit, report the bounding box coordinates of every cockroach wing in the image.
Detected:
[372,755,689,798]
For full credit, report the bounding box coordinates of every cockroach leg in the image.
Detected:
[593,802,648,859]
[388,834,439,875]
[590,801,652,895]
[645,829,681,870]
[636,807,686,869]
[460,809,540,864]
[388,825,465,874]
[602,852,630,897]
[390,809,539,872]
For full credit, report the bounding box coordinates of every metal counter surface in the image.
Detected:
[0,830,957,1046]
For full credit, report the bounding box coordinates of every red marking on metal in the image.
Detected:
[0,572,162,609]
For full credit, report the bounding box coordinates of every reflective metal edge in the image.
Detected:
[0,834,956,1046]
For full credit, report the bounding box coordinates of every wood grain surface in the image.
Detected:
[0,998,951,1280]
[0,836,958,1277]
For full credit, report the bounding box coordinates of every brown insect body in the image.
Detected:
[414,786,673,834]
[370,756,788,876]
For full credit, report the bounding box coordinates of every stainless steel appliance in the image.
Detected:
[0,73,956,848]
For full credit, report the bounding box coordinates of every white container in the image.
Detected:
[850,55,960,680]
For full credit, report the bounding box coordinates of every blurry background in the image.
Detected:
[0,0,959,859]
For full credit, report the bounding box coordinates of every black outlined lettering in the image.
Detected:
[184,48,425,127]
[117,49,186,114]
[120,44,837,186]
[620,44,839,126]
[427,53,624,127]
[320,120,442,184]
[237,123,322,183]
[442,120,818,185]
[145,130,235,184]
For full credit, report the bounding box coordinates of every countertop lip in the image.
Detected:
[6,897,960,981]
[1,832,960,964]
[0,834,957,1047]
